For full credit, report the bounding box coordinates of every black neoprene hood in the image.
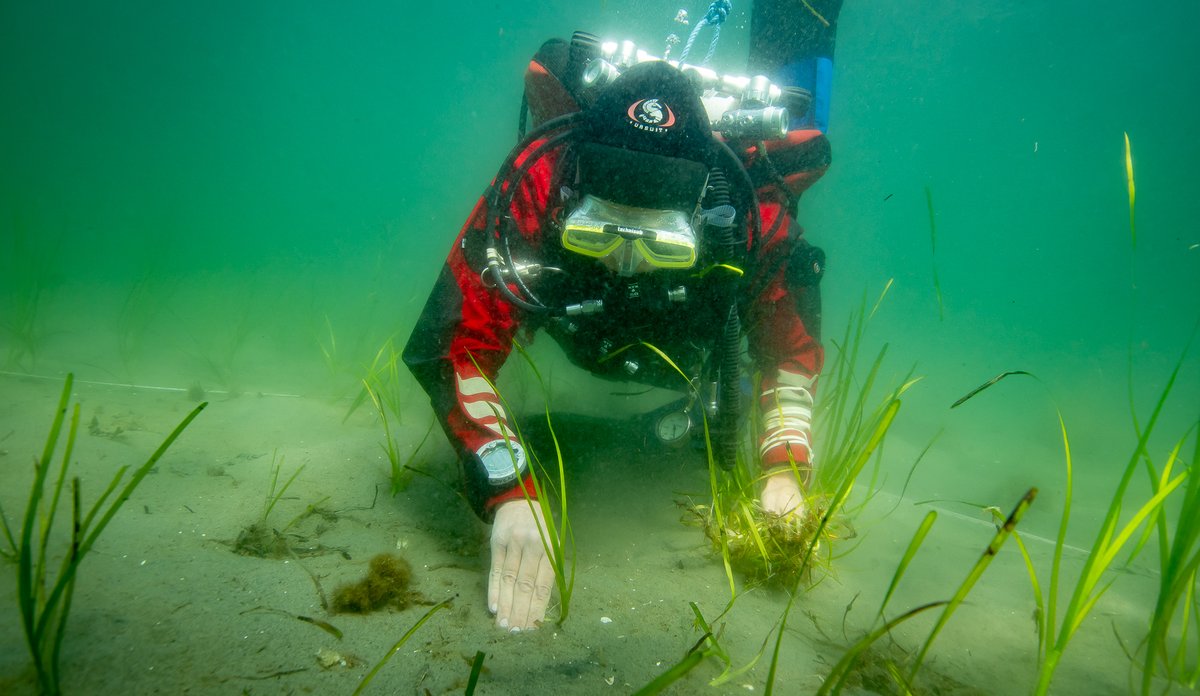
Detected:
[578,61,714,210]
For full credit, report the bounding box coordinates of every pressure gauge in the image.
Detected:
[654,409,692,445]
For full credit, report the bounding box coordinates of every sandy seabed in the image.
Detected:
[0,372,1168,695]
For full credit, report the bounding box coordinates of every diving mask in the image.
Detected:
[561,194,698,275]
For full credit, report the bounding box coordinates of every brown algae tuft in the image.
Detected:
[330,553,416,613]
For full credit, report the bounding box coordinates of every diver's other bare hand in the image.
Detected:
[760,470,806,519]
[489,500,555,632]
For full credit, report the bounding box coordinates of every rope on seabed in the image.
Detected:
[0,370,302,398]
[677,0,732,66]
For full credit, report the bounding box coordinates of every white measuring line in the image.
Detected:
[870,489,1117,559]
[926,502,1092,556]
[0,370,302,399]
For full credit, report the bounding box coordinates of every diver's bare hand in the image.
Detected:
[760,470,806,519]
[489,500,555,632]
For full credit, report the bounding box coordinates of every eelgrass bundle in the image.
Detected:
[714,281,914,591]
[682,493,831,588]
[0,374,206,695]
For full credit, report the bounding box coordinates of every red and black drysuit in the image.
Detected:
[402,127,830,521]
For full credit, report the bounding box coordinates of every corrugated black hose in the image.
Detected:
[703,168,743,470]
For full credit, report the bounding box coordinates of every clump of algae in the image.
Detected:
[330,553,416,614]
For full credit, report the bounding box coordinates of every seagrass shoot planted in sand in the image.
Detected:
[232,450,308,559]
[0,374,206,695]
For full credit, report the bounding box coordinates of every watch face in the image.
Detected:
[477,440,526,485]
[655,410,691,444]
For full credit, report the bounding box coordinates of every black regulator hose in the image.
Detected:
[714,138,762,256]
[702,167,743,471]
[716,303,742,469]
[482,118,584,314]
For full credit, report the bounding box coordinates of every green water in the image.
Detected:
[1,1,1198,694]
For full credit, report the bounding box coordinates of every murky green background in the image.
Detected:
[2,1,1198,545]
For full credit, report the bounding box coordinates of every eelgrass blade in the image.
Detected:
[701,416,738,599]
[16,375,204,694]
[877,510,937,619]
[1127,429,1189,567]
[464,650,486,696]
[736,500,772,576]
[351,598,452,695]
[815,601,948,696]
[0,499,16,560]
[391,423,433,495]
[1038,330,1194,695]
[822,341,888,494]
[510,341,578,621]
[696,596,781,688]
[1124,132,1137,249]
[1009,528,1047,661]
[343,335,403,424]
[868,278,894,320]
[296,615,343,640]
[909,487,1037,683]
[46,478,83,695]
[803,400,902,583]
[364,380,397,483]
[711,620,781,687]
[17,373,73,684]
[881,432,941,518]
[75,464,128,550]
[689,602,733,676]
[1069,470,1185,636]
[33,398,207,645]
[950,370,1033,409]
[466,345,577,624]
[1188,578,1200,686]
[1141,424,1200,694]
[885,660,917,696]
[765,400,902,696]
[1043,409,1072,660]
[691,597,782,687]
[263,460,303,523]
[951,370,1069,668]
[1155,556,1200,686]
[632,632,715,696]
[35,403,79,609]
[639,340,741,598]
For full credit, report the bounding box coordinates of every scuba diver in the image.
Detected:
[403,1,844,633]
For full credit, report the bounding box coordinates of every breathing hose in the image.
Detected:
[702,167,743,470]
[482,115,585,313]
